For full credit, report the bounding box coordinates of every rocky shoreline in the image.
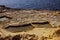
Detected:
[0,5,60,40]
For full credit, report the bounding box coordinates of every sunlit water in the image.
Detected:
[0,0,60,10]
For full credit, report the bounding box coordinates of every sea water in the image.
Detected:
[0,0,60,10]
